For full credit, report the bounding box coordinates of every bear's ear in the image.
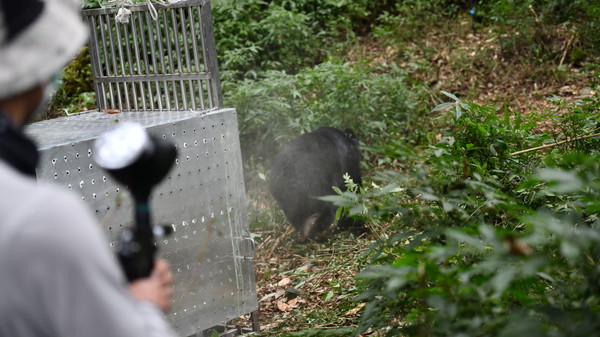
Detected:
[344,128,357,140]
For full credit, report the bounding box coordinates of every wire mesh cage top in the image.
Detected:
[84,0,222,113]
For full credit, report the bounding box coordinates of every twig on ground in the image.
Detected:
[559,33,576,67]
[267,227,294,259]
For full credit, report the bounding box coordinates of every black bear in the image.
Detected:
[269,127,363,241]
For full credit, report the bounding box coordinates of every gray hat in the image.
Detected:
[0,0,88,99]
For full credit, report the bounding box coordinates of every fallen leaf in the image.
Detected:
[345,303,366,316]
[274,289,285,299]
[295,264,310,273]
[276,301,289,312]
[102,109,120,114]
[278,277,292,287]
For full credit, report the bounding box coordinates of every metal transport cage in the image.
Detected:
[86,0,223,112]
[25,1,258,336]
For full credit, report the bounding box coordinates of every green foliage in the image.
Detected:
[320,94,600,336]
[224,61,428,163]
[477,0,600,64]
[211,0,374,81]
[48,46,96,117]
[371,0,600,68]
[372,0,468,41]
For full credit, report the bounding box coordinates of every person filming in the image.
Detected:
[0,0,178,336]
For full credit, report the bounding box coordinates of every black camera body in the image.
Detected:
[95,123,177,281]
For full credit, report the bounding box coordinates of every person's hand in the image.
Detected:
[128,259,174,312]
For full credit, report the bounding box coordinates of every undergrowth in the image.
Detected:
[318,94,600,336]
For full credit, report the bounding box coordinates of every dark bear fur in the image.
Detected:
[268,127,363,241]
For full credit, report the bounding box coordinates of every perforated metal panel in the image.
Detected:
[26,108,257,336]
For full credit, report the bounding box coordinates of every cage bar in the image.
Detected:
[83,0,222,112]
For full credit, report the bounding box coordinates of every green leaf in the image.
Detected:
[446,229,485,251]
[348,204,367,216]
[386,277,408,295]
[535,168,583,193]
[490,267,516,296]
[440,90,460,102]
[432,102,455,112]
[560,240,581,263]
[331,185,344,195]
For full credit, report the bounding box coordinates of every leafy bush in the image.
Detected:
[372,0,470,41]
[48,46,96,117]
[212,0,375,81]
[320,94,600,336]
[224,61,428,164]
[477,0,600,64]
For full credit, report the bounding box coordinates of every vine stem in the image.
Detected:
[510,131,600,156]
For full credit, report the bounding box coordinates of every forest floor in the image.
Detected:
[233,18,598,337]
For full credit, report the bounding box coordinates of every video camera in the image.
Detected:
[94,122,177,281]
